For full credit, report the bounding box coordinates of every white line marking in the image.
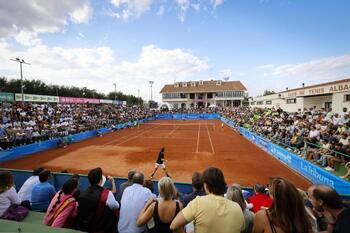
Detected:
[166,125,177,138]
[115,125,160,146]
[206,124,215,154]
[102,126,152,146]
[196,123,201,153]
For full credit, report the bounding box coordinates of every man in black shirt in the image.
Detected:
[308,184,350,233]
[150,148,170,179]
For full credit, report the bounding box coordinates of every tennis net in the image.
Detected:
[139,122,216,131]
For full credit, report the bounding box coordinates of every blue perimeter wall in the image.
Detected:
[1,113,349,196]
[221,117,350,196]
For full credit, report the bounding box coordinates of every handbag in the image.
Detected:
[1,204,29,221]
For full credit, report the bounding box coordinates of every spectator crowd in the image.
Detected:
[220,107,350,177]
[1,166,349,233]
[0,102,155,150]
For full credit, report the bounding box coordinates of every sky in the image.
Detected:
[1,0,350,102]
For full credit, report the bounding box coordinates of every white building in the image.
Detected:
[250,78,350,114]
[160,80,247,108]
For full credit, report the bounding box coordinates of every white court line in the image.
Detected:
[135,136,196,140]
[196,123,201,153]
[206,124,215,154]
[166,125,178,138]
[102,125,154,146]
[114,125,160,146]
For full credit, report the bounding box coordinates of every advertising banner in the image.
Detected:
[100,99,113,104]
[222,118,350,196]
[156,113,220,120]
[0,92,14,102]
[15,93,59,103]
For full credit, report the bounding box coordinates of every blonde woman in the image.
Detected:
[0,170,21,217]
[226,186,254,233]
[137,177,183,233]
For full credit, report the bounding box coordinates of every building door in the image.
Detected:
[325,102,332,111]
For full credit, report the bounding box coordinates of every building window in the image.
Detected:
[216,92,224,97]
[199,80,203,85]
[190,93,195,99]
[257,101,263,105]
[180,93,187,98]
[174,83,179,87]
[344,94,350,102]
[251,101,255,105]
[191,82,196,87]
[286,98,296,104]
[265,100,272,105]
[207,93,213,99]
[182,82,187,87]
[216,81,222,85]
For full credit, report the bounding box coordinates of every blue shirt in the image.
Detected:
[31,182,56,212]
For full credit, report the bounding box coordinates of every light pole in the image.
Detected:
[223,77,229,107]
[149,81,154,102]
[113,83,116,101]
[10,58,30,106]
[137,89,140,106]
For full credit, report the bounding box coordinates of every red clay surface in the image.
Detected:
[0,120,311,189]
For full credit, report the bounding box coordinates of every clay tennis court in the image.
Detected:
[0,120,311,189]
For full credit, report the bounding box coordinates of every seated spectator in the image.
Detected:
[44,178,79,228]
[182,172,205,207]
[0,170,21,216]
[248,183,272,213]
[118,171,153,233]
[31,169,56,212]
[170,167,245,233]
[118,169,136,202]
[226,185,254,233]
[137,177,183,233]
[77,167,118,233]
[253,177,311,233]
[308,184,350,233]
[18,167,44,210]
[341,162,350,179]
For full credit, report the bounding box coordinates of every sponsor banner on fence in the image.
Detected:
[156,113,220,120]
[0,92,14,102]
[59,97,100,104]
[100,99,113,104]
[15,93,59,103]
[235,124,350,196]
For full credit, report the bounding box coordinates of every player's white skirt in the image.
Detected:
[155,163,165,169]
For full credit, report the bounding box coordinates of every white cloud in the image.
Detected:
[0,0,92,45]
[0,41,208,101]
[212,0,224,8]
[110,0,154,20]
[257,54,350,77]
[70,3,93,23]
[157,6,165,16]
[108,0,225,22]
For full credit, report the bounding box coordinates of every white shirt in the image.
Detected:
[106,191,119,210]
[0,187,21,216]
[18,176,40,202]
[118,183,153,233]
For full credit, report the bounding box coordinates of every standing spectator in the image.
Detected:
[18,167,44,209]
[77,167,119,233]
[253,177,311,233]
[31,169,56,212]
[118,171,153,233]
[248,183,272,213]
[308,184,350,233]
[118,169,136,202]
[226,186,254,233]
[182,172,205,207]
[0,170,21,216]
[170,167,244,233]
[137,177,183,233]
[44,178,79,228]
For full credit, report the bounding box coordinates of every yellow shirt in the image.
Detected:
[182,194,245,233]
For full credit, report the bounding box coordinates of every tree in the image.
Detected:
[263,90,276,96]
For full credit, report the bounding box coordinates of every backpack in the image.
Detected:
[1,204,29,221]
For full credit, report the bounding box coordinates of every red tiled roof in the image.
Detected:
[160,80,247,93]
